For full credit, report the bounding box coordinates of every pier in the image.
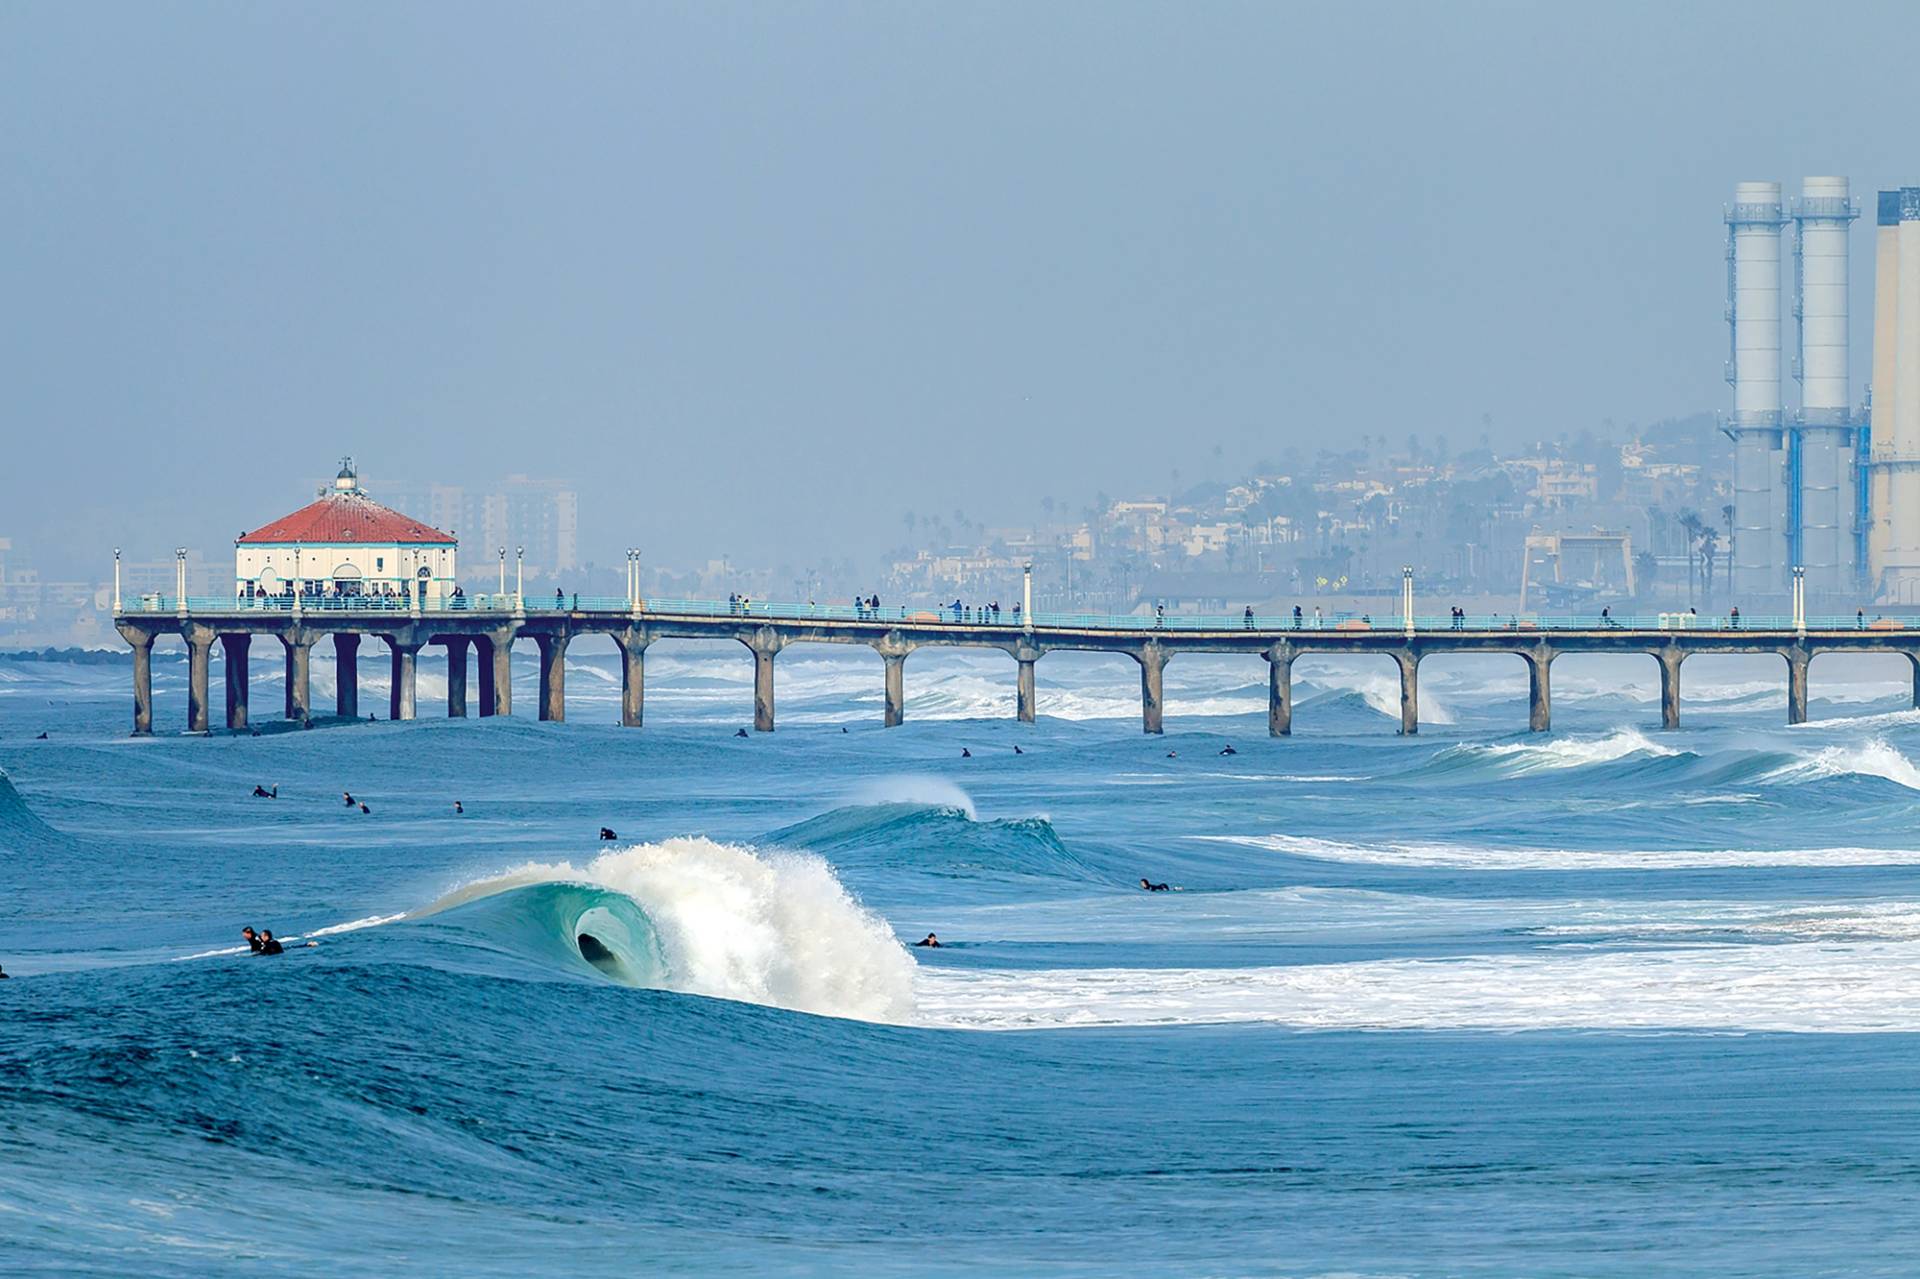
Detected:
[110,589,1920,736]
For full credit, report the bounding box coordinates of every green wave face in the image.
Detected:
[438,881,668,987]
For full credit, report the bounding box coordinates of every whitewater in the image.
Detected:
[5,645,1920,1276]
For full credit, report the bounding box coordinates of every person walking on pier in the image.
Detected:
[1244,605,1254,630]
[1859,607,1866,630]
[1293,605,1302,630]
[1730,606,1741,630]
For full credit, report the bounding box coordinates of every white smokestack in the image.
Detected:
[1728,181,1788,597]
[1793,177,1858,594]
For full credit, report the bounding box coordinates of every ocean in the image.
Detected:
[3,642,1920,1276]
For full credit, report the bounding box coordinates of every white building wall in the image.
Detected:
[236,542,459,603]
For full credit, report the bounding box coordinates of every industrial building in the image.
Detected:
[1723,177,1920,605]
[1724,177,1867,603]
[1869,187,1920,603]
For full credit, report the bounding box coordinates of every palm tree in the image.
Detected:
[1678,510,1704,605]
[1698,527,1720,602]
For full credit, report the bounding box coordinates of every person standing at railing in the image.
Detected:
[1155,604,1165,628]
[1243,605,1254,630]
[1858,607,1866,630]
[1292,605,1302,630]
[1729,606,1740,630]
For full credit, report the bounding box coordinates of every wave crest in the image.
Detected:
[416,838,915,1022]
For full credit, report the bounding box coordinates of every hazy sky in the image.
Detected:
[5,1,1918,575]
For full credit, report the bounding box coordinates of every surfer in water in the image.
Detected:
[454,801,464,814]
[912,933,941,948]
[1139,878,1171,892]
[600,827,618,841]
[242,926,264,953]
[1218,745,1237,756]
[258,930,285,955]
[342,791,355,807]
[734,728,749,738]
[252,784,278,799]
[961,748,972,758]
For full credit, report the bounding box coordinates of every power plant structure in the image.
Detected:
[1869,187,1920,603]
[1721,176,1920,606]
[1723,177,1866,603]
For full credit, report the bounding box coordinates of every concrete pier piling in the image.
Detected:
[283,632,312,723]
[1786,649,1810,725]
[1394,649,1418,735]
[1266,647,1293,736]
[1016,655,1038,724]
[488,632,513,717]
[221,633,250,731]
[1136,644,1167,734]
[335,633,360,720]
[388,640,419,721]
[1525,651,1552,733]
[445,637,468,718]
[882,653,905,727]
[745,627,784,732]
[186,625,213,735]
[618,633,647,727]
[123,629,153,736]
[1658,649,1684,730]
[535,634,567,722]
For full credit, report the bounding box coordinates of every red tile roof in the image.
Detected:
[238,494,455,546]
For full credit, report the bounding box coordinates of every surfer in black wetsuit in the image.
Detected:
[600,827,618,841]
[912,933,941,948]
[961,748,972,758]
[252,784,277,799]
[343,791,355,807]
[242,926,264,953]
[1139,878,1171,892]
[1219,745,1237,756]
[359,803,370,814]
[454,801,464,814]
[1013,745,1024,755]
[259,930,285,955]
[734,728,749,738]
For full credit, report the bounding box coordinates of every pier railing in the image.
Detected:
[117,593,1898,634]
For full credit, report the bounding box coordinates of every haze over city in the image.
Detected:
[8,1,1920,579]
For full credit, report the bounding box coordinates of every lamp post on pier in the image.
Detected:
[1023,562,1033,631]
[112,549,121,613]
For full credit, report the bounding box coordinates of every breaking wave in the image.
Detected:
[410,838,916,1022]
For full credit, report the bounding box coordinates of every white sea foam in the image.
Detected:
[1440,727,1676,774]
[422,838,916,1022]
[1208,832,1920,870]
[1762,738,1920,791]
[914,940,1920,1032]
